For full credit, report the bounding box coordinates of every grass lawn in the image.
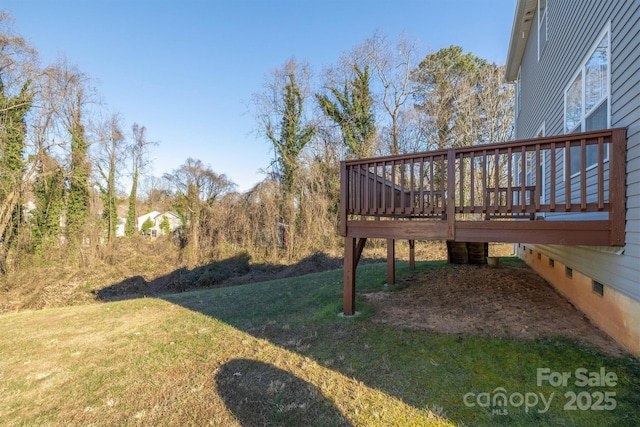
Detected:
[1,259,639,426]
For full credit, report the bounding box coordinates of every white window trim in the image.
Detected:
[563,23,611,180]
[537,0,548,61]
[515,67,522,118]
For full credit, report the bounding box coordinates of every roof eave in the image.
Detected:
[505,0,538,82]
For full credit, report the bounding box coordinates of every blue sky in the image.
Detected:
[4,0,517,192]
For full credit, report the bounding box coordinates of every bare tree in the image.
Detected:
[0,12,38,271]
[252,58,315,196]
[360,30,420,156]
[126,123,157,236]
[46,58,97,246]
[0,11,38,100]
[140,175,173,213]
[250,58,316,256]
[93,113,126,242]
[164,158,235,264]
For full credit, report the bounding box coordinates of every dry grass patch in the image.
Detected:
[2,258,638,426]
[0,298,449,426]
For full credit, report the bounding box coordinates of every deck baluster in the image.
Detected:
[580,139,587,211]
[597,137,604,211]
[550,143,556,211]
[520,146,526,212]
[470,152,476,212]
[565,141,571,211]
[535,144,541,212]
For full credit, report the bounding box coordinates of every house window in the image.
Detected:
[565,73,582,133]
[538,0,548,60]
[564,25,610,176]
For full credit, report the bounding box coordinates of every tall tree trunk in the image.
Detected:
[126,168,138,237]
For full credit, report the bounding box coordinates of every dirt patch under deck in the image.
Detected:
[363,262,627,357]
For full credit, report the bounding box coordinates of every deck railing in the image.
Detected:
[340,128,626,246]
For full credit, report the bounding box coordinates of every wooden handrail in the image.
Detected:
[340,128,627,246]
[342,128,625,167]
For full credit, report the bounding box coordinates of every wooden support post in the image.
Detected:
[343,237,356,315]
[409,240,415,270]
[446,149,456,241]
[354,238,367,269]
[610,128,626,246]
[387,238,395,285]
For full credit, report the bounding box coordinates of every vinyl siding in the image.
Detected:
[515,0,640,302]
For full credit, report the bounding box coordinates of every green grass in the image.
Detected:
[1,260,639,426]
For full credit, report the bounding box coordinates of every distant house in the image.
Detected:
[137,211,161,233]
[505,0,640,353]
[115,217,126,237]
[137,211,182,237]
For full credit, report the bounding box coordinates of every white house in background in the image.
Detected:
[137,211,161,232]
[136,211,182,237]
[115,217,126,237]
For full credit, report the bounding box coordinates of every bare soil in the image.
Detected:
[363,261,627,357]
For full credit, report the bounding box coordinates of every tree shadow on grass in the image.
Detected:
[94,251,384,302]
[96,256,451,422]
[96,254,640,427]
[216,358,352,427]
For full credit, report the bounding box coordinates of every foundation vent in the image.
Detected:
[592,280,604,296]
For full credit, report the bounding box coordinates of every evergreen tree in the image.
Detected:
[159,215,170,235]
[141,216,154,235]
[51,62,93,249]
[412,45,488,150]
[266,68,316,197]
[0,79,31,195]
[316,65,376,159]
[32,153,65,251]
[66,123,90,244]
[0,77,32,271]
[125,173,138,237]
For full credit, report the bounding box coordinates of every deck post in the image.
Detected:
[446,149,456,241]
[387,238,395,284]
[409,240,415,270]
[339,161,348,237]
[610,128,627,246]
[343,236,356,315]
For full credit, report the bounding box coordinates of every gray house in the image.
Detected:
[506,0,639,353]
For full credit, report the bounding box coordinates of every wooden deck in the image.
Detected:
[340,128,627,314]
